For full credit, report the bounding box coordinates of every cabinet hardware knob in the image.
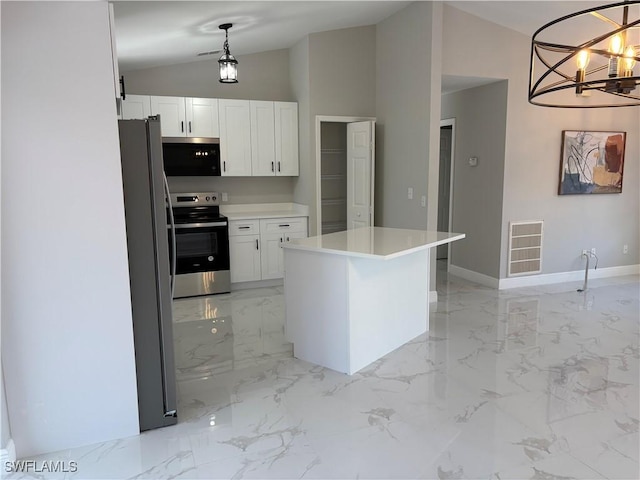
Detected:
[189,121,192,133]
[181,121,184,133]
[256,239,259,250]
[279,224,290,228]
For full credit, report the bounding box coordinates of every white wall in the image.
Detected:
[0,2,8,455]
[442,4,640,279]
[375,2,441,230]
[168,176,295,204]
[441,81,508,279]
[293,26,377,235]
[122,49,293,101]
[1,2,139,457]
[290,36,313,228]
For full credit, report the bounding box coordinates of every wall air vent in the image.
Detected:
[508,221,543,276]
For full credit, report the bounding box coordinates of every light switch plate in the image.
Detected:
[407,187,413,200]
[469,157,478,167]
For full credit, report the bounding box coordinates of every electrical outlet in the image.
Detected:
[623,244,628,254]
[407,187,413,200]
[221,192,228,202]
[582,249,587,256]
[421,195,426,207]
[591,247,596,256]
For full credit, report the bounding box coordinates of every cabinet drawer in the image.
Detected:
[259,217,307,234]
[229,219,260,236]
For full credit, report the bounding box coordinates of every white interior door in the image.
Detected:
[346,121,374,230]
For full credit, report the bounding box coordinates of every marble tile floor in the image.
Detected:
[7,271,639,480]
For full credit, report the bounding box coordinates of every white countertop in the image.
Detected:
[221,203,309,221]
[283,227,465,260]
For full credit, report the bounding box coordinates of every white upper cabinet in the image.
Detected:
[120,94,152,120]
[150,96,186,137]
[218,99,252,176]
[185,97,219,138]
[150,96,219,138]
[274,102,299,176]
[248,101,299,177]
[250,101,276,176]
[132,94,298,176]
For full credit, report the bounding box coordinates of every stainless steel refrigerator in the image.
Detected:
[118,117,177,431]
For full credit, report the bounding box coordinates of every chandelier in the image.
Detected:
[529,0,640,108]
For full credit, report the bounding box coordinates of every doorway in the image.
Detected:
[315,116,376,235]
[438,119,455,271]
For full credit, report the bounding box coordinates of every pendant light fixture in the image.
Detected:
[529,0,640,107]
[218,23,238,84]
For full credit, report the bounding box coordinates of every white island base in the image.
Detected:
[283,227,465,375]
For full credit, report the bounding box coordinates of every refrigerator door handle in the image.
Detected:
[163,172,177,299]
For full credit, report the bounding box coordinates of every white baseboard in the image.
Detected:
[448,263,639,290]
[429,290,438,303]
[0,438,16,464]
[448,265,500,288]
[499,264,640,289]
[231,279,283,291]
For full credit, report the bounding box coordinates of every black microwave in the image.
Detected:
[162,138,221,176]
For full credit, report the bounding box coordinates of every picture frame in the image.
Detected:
[558,130,626,195]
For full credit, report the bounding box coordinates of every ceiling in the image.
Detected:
[112,1,411,71]
[112,1,613,91]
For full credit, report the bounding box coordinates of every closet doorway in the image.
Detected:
[315,116,376,235]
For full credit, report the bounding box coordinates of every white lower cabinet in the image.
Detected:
[229,217,308,283]
[228,220,261,283]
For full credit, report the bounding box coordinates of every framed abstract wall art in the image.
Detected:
[558,130,626,195]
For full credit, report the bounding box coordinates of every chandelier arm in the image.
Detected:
[537,64,609,93]
[531,78,640,104]
[590,11,622,28]
[531,44,583,95]
[534,18,640,52]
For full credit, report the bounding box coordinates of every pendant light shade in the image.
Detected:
[529,0,640,108]
[218,23,238,84]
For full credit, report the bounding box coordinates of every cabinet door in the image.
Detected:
[260,232,285,280]
[218,99,252,176]
[250,101,276,176]
[150,96,186,137]
[274,102,299,176]
[186,98,219,138]
[229,235,261,283]
[120,94,151,120]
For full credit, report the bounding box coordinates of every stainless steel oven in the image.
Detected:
[167,192,230,298]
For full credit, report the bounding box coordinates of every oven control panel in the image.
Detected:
[170,192,220,207]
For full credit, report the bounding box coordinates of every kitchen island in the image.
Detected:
[282,227,465,374]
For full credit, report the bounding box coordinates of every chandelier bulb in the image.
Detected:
[609,34,624,55]
[623,46,636,73]
[576,49,590,71]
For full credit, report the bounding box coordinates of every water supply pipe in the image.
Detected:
[577,251,598,292]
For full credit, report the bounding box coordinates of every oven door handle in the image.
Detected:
[163,173,177,298]
[173,222,228,229]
